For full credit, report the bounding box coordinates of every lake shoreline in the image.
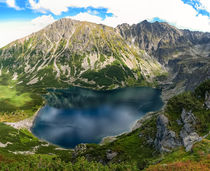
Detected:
[6,86,165,149]
[5,107,41,131]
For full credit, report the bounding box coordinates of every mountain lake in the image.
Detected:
[32,87,163,148]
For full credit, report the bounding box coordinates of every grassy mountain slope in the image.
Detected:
[0,80,208,170]
[0,18,165,91]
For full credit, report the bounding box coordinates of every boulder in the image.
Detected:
[182,132,201,152]
[106,150,118,160]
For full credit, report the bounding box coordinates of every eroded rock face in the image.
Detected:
[154,115,181,152]
[117,20,210,99]
[180,109,202,152]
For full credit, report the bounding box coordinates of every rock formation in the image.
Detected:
[180,109,202,152]
[154,114,180,152]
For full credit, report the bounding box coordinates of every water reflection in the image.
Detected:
[32,87,163,148]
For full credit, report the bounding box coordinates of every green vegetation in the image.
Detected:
[0,85,32,107]
[146,139,210,171]
[0,123,139,170]
[80,62,147,89]
[165,80,210,135]
[69,115,159,170]
[0,156,139,171]
[0,80,209,170]
[0,73,43,122]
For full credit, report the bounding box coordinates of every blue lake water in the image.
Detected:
[32,87,163,148]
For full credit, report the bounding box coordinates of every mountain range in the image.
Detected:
[0,18,209,96]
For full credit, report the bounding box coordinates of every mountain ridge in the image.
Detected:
[0,18,166,91]
[0,18,209,102]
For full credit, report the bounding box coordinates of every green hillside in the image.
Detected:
[0,80,208,170]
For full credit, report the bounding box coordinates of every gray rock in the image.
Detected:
[180,109,201,151]
[106,150,118,160]
[147,137,154,145]
[205,91,210,109]
[182,132,201,152]
[154,115,181,153]
[176,119,182,125]
[181,109,196,126]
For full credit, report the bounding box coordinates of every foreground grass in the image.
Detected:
[0,122,72,161]
[0,123,139,170]
[0,122,209,171]
[146,138,210,171]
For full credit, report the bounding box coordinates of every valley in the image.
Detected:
[0,18,209,170]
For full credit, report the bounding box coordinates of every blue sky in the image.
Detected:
[0,0,209,47]
[0,0,113,21]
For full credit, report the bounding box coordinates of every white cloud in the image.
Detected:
[29,0,69,15]
[31,14,55,27]
[198,0,210,12]
[0,15,55,48]
[6,0,21,10]
[67,12,103,24]
[28,0,210,32]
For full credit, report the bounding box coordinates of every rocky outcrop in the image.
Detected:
[205,91,210,109]
[117,20,210,64]
[117,20,210,96]
[154,115,181,152]
[106,150,118,160]
[180,109,202,152]
[154,109,203,153]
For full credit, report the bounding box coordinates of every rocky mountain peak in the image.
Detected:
[0,18,209,93]
[0,18,165,90]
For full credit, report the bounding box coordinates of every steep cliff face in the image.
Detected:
[0,18,165,90]
[117,20,210,63]
[117,20,188,59]
[117,21,210,97]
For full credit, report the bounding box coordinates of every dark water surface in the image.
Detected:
[32,87,163,148]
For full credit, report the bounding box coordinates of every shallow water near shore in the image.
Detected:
[32,87,163,148]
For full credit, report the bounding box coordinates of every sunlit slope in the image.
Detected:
[0,18,165,90]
